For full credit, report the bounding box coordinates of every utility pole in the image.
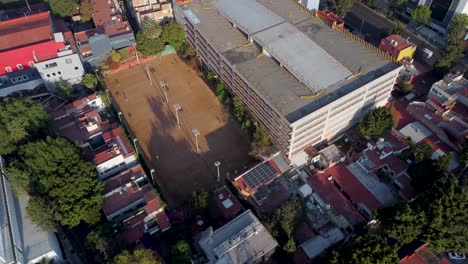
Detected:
[146,64,152,86]
[133,138,139,155]
[214,161,221,182]
[160,80,169,104]
[174,104,182,127]
[192,129,200,153]
[117,112,123,124]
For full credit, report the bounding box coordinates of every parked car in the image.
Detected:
[448,252,466,260]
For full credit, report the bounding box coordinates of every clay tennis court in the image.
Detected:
[106,54,251,207]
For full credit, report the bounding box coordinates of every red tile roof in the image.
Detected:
[0,12,52,52]
[379,34,413,59]
[92,127,133,165]
[155,212,171,231]
[0,40,65,76]
[103,164,145,193]
[306,167,365,226]
[214,186,242,219]
[102,179,152,217]
[382,155,408,175]
[392,100,416,130]
[325,163,382,211]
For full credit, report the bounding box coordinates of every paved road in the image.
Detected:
[344,1,441,68]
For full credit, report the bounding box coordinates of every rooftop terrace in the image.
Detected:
[178,0,398,123]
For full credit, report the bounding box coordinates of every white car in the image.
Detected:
[448,252,466,260]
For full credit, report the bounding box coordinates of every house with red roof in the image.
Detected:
[0,12,85,97]
[74,0,135,67]
[379,34,416,62]
[84,127,138,180]
[233,152,291,213]
[213,186,242,220]
[399,243,451,264]
[121,191,171,244]
[50,94,113,146]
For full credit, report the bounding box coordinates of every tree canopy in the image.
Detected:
[358,107,395,137]
[460,140,468,166]
[82,73,98,89]
[7,137,103,229]
[141,18,162,39]
[0,97,48,155]
[171,240,191,264]
[49,0,77,18]
[408,153,451,193]
[328,0,354,18]
[136,33,165,57]
[161,20,185,50]
[435,14,468,74]
[381,203,426,245]
[114,249,161,264]
[80,1,93,22]
[330,234,398,264]
[411,5,431,25]
[447,14,468,44]
[411,141,433,162]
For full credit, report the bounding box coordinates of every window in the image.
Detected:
[58,71,62,75]
[46,74,51,78]
[17,64,23,70]
[44,62,58,68]
[66,58,72,64]
[5,67,12,73]
[28,61,34,67]
[16,77,22,82]
[10,78,17,84]
[22,75,28,81]
[74,66,79,70]
[52,72,56,76]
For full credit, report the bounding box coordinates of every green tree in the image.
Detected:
[141,18,162,39]
[422,176,468,252]
[9,137,103,228]
[56,80,74,98]
[250,125,271,158]
[328,0,354,18]
[408,153,451,193]
[330,234,398,264]
[80,1,93,22]
[460,140,468,166]
[390,0,407,12]
[384,203,426,245]
[109,50,121,63]
[114,249,161,264]
[171,240,191,264]
[180,42,195,59]
[358,107,395,137]
[361,0,378,8]
[411,141,433,162]
[49,0,77,18]
[81,73,98,89]
[161,20,185,50]
[192,190,209,210]
[393,21,404,35]
[0,97,48,155]
[283,238,296,253]
[447,13,468,44]
[216,81,230,104]
[85,223,125,260]
[232,96,248,122]
[26,197,57,231]
[411,5,431,25]
[136,33,165,57]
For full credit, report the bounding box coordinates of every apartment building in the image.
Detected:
[412,0,468,29]
[0,12,85,97]
[74,0,136,66]
[174,0,400,164]
[127,0,173,27]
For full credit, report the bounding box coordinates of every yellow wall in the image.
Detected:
[396,46,416,62]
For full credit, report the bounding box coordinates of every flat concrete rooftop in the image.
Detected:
[178,0,398,123]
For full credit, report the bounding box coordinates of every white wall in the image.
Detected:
[456,0,468,14]
[36,53,84,85]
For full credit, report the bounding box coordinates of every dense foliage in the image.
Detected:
[408,153,451,193]
[7,137,103,229]
[82,73,98,89]
[435,14,468,74]
[0,98,48,155]
[114,249,161,264]
[330,234,398,264]
[49,0,77,18]
[411,5,431,24]
[358,107,395,137]
[328,0,354,17]
[137,19,185,57]
[161,20,185,50]
[141,18,162,39]
[80,1,93,22]
[171,240,191,264]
